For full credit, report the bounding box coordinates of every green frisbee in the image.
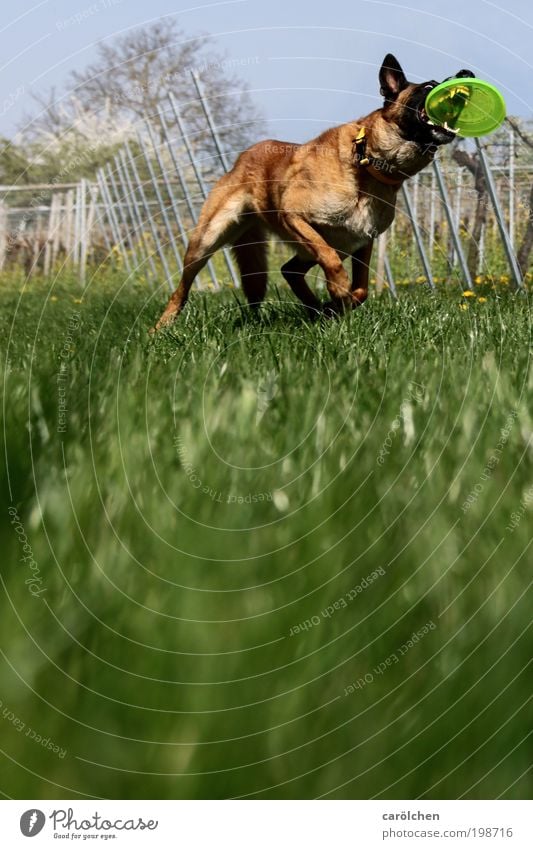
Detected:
[425,78,506,137]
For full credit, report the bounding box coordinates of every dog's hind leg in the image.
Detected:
[280,255,321,316]
[232,225,269,309]
[152,191,247,331]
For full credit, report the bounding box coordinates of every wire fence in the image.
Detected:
[0,84,531,297]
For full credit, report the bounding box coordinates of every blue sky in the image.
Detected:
[1,0,532,143]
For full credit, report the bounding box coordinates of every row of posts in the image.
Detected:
[95,78,239,293]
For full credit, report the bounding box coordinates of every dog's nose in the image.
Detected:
[442,69,476,83]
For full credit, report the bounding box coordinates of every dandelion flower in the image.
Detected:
[463,290,475,298]
[478,297,487,304]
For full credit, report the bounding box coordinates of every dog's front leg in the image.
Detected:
[351,241,373,307]
[280,214,352,313]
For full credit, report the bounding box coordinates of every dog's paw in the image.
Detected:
[150,309,178,333]
[321,298,352,318]
[304,303,323,321]
[321,300,339,318]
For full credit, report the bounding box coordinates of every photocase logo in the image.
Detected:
[20,809,46,837]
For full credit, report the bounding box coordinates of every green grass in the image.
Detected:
[0,271,532,800]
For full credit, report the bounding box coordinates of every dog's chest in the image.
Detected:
[316,189,397,253]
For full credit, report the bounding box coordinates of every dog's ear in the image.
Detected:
[379,54,408,101]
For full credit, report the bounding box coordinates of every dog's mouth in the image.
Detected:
[418,99,458,141]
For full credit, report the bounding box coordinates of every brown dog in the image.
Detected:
[154,55,473,329]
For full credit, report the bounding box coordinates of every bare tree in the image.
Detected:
[452,146,488,278]
[26,21,263,169]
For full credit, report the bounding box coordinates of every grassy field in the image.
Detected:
[0,270,532,800]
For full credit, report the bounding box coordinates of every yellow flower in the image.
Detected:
[477,297,487,303]
[50,296,58,302]
[475,275,483,284]
[459,303,469,311]
[463,290,475,297]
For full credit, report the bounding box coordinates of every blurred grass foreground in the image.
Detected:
[0,274,532,799]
